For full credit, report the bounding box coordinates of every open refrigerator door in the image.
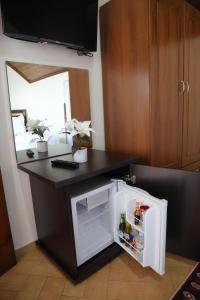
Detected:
[113,182,168,275]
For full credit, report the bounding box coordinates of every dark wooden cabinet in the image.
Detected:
[0,170,16,275]
[100,0,200,169]
[19,150,139,283]
[18,150,200,282]
[182,3,200,166]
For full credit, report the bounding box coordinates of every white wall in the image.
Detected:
[0,1,107,249]
[8,67,69,134]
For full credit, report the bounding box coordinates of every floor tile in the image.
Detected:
[15,275,46,300]
[11,260,65,278]
[108,255,144,282]
[17,248,49,263]
[0,243,197,300]
[83,264,109,299]
[0,290,17,300]
[84,279,108,299]
[107,280,174,300]
[60,297,105,300]
[37,277,65,300]
[62,280,86,298]
[0,272,28,292]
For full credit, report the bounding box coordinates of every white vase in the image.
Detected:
[73,148,87,163]
[37,140,48,153]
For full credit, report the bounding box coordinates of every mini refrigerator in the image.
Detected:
[71,178,167,275]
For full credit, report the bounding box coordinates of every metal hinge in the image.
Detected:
[110,179,124,192]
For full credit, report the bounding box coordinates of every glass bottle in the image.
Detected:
[134,202,141,225]
[119,213,126,243]
[124,222,131,246]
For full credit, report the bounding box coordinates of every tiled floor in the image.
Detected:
[0,243,197,300]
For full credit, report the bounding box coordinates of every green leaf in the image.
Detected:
[72,145,79,156]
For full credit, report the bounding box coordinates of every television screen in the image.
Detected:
[0,0,98,52]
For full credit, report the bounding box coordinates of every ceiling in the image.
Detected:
[7,62,68,83]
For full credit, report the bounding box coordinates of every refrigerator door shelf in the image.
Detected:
[114,232,144,265]
[113,183,167,275]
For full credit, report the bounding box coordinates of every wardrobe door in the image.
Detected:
[182,3,200,166]
[100,0,150,161]
[150,0,184,168]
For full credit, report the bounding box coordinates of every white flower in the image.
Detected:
[65,119,78,137]
[27,119,41,130]
[27,119,50,139]
[65,119,95,137]
[75,120,95,137]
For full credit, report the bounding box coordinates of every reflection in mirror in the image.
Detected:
[6,61,91,163]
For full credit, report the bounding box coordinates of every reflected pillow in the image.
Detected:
[12,114,26,135]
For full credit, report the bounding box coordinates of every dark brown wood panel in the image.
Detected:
[0,170,16,275]
[100,0,150,161]
[68,69,92,148]
[30,176,78,279]
[0,173,12,247]
[0,241,16,276]
[150,0,184,168]
[182,2,200,166]
[68,69,91,122]
[7,61,68,83]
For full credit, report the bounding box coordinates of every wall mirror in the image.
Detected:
[6,61,91,164]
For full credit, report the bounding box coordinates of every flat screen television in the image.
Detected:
[0,0,98,52]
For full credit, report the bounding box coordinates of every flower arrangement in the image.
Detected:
[27,119,50,141]
[64,119,95,156]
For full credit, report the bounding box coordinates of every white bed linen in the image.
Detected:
[15,132,67,151]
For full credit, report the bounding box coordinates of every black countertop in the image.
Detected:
[18,149,139,188]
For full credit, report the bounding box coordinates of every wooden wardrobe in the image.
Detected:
[0,169,16,275]
[100,0,200,170]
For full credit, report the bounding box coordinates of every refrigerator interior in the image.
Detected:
[71,178,116,266]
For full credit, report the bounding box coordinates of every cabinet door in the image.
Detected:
[150,0,184,168]
[113,183,167,275]
[182,3,200,166]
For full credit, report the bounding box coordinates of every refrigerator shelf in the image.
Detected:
[77,202,110,225]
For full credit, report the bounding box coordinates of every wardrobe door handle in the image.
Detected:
[186,81,190,93]
[179,80,186,94]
